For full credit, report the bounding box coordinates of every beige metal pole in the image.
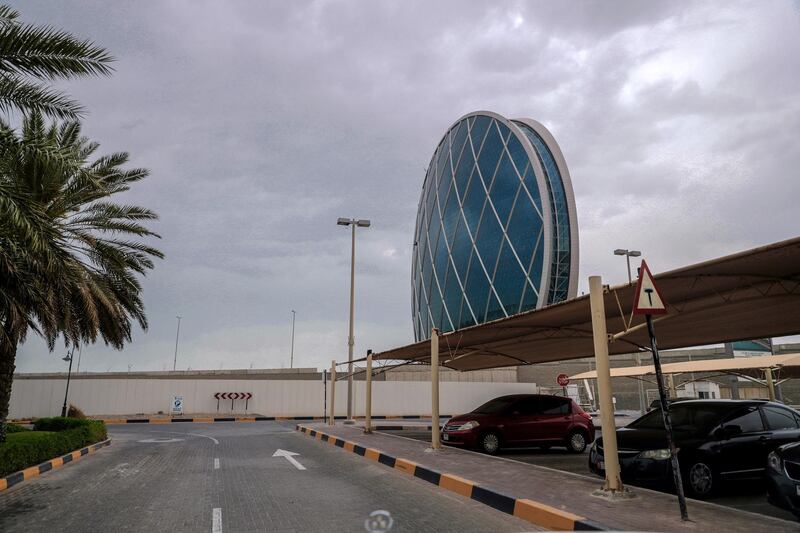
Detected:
[765,368,776,401]
[365,352,373,433]
[667,374,677,398]
[431,328,440,450]
[589,276,622,492]
[329,361,336,426]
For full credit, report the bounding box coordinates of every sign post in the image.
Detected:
[633,260,688,521]
[557,373,569,397]
[171,395,184,416]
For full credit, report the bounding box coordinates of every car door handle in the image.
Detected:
[759,435,771,443]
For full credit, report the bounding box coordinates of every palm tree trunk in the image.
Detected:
[0,320,18,443]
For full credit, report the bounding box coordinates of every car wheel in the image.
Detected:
[566,430,588,453]
[685,461,716,498]
[479,432,501,455]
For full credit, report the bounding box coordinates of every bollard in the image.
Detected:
[589,276,622,492]
[431,328,440,450]
[329,361,336,426]
[365,350,373,434]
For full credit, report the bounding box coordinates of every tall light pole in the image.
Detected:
[290,310,296,369]
[614,249,646,413]
[173,315,182,371]
[337,217,371,422]
[60,348,75,417]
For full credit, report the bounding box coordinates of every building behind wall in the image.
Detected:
[411,111,579,341]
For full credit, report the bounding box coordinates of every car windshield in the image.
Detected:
[629,403,737,433]
[472,397,519,414]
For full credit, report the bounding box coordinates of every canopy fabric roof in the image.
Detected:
[373,236,800,371]
[569,353,800,381]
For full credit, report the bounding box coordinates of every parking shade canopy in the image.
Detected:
[373,236,800,371]
[569,353,800,381]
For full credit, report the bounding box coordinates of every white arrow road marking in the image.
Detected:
[212,508,222,533]
[214,458,220,470]
[272,449,306,470]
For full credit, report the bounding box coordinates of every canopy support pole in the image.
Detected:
[667,374,677,398]
[765,368,776,401]
[365,350,373,433]
[329,360,336,426]
[431,328,440,450]
[589,276,622,492]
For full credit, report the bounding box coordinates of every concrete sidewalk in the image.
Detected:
[299,422,797,532]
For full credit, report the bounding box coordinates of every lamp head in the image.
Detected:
[337,218,351,226]
[629,250,642,257]
[613,249,627,256]
[356,219,371,228]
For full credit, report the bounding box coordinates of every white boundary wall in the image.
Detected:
[9,377,537,419]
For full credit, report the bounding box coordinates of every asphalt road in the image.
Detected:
[0,422,535,532]
[396,429,797,522]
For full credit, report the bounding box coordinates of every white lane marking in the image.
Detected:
[212,507,222,533]
[187,432,220,445]
[138,438,185,443]
[214,457,220,470]
[145,430,219,445]
[272,449,306,470]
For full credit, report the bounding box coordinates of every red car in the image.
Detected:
[442,394,595,454]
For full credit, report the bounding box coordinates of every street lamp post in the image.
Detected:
[290,310,296,369]
[173,315,182,371]
[613,248,647,414]
[60,348,75,417]
[337,217,371,423]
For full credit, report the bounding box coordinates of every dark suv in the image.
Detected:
[442,394,595,454]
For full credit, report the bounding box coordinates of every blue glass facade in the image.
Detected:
[412,112,578,342]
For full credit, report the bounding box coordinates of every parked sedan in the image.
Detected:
[442,394,595,454]
[767,441,800,519]
[588,400,800,498]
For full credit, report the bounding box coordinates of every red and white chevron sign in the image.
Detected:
[214,392,252,400]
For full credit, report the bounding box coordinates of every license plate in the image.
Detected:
[442,433,449,441]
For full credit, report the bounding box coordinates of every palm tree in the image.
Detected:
[0,4,113,119]
[0,113,162,440]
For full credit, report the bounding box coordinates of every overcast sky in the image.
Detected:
[12,1,800,373]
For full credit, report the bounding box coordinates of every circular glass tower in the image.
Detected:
[412,111,578,341]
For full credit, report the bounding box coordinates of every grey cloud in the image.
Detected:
[11,0,800,373]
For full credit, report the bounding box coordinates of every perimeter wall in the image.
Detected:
[8,374,538,419]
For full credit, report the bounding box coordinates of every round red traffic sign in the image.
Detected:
[556,373,570,386]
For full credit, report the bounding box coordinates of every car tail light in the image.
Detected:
[574,403,593,421]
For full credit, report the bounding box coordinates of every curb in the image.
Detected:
[371,425,437,431]
[96,415,452,425]
[0,438,112,492]
[296,425,609,531]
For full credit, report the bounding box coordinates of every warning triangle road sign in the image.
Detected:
[632,260,668,315]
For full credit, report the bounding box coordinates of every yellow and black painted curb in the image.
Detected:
[296,425,609,531]
[0,438,111,492]
[95,415,451,425]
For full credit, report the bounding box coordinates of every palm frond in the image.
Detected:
[0,75,82,119]
[0,6,19,26]
[0,23,114,80]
